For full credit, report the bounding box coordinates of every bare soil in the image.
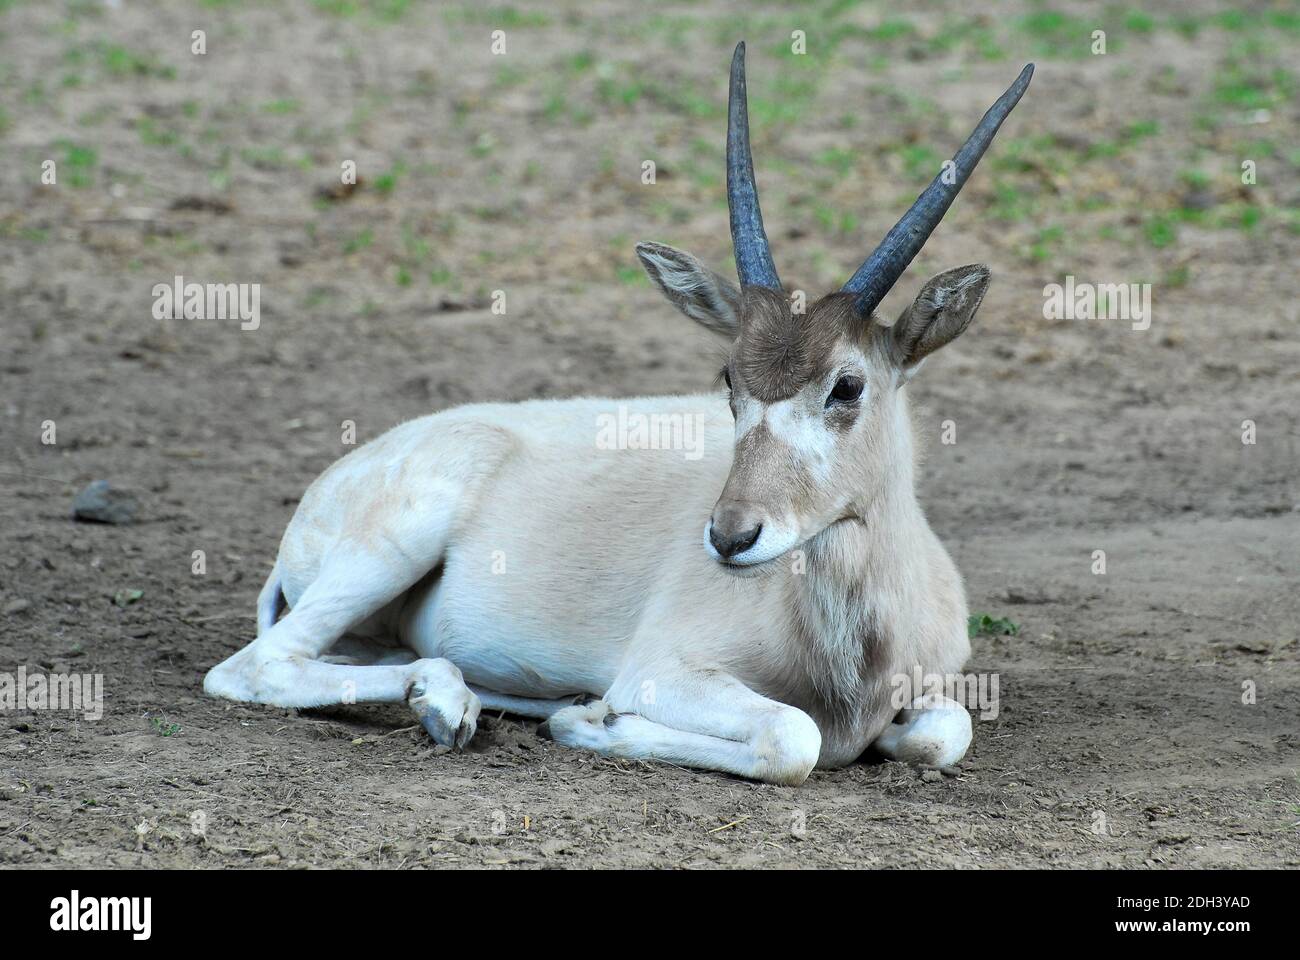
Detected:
[1,0,1297,868]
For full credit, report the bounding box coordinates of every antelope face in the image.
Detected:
[635,42,1028,571]
[706,290,887,569]
[638,246,991,571]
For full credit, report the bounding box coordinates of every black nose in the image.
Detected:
[709,522,762,560]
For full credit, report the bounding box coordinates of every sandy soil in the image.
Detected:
[1,0,1297,868]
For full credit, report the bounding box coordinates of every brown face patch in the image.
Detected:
[734,290,869,402]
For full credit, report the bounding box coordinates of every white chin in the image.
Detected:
[717,555,782,578]
[702,522,800,571]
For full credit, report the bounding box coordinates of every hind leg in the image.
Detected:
[208,646,478,748]
[205,488,481,747]
[205,415,524,747]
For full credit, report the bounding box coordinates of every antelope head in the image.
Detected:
[637,44,1032,571]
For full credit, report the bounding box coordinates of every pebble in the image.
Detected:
[73,480,139,524]
[4,599,31,616]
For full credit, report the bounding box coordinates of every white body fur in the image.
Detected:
[205,386,974,784]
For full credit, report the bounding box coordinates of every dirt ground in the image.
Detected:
[1,0,1297,869]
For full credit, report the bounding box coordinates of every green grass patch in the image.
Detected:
[1123,10,1156,34]
[1015,10,1093,56]
[1212,63,1294,110]
[443,5,551,28]
[137,117,180,148]
[58,141,97,187]
[615,264,645,285]
[374,163,405,194]
[1144,214,1177,248]
[1025,224,1066,262]
[969,614,1019,638]
[150,717,181,737]
[309,0,414,22]
[343,229,375,254]
[261,98,301,114]
[811,203,858,237]
[99,43,175,79]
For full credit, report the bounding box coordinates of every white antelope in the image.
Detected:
[205,45,1033,785]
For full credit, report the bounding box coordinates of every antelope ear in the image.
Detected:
[889,264,991,373]
[636,241,741,336]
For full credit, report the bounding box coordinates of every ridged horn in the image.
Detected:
[726,42,782,290]
[842,63,1034,316]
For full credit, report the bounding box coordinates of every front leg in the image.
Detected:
[539,667,822,786]
[871,694,972,767]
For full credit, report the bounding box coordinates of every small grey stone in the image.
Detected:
[3,599,31,616]
[920,769,944,783]
[72,480,138,524]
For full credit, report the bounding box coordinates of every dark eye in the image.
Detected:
[826,375,863,407]
[722,368,732,392]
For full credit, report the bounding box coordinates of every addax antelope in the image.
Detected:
[205,45,1033,785]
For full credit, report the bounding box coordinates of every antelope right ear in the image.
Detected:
[888,264,991,376]
[636,241,741,336]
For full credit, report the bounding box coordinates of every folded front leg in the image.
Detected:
[872,694,972,767]
[539,668,822,786]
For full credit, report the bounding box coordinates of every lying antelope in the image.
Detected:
[205,45,1032,785]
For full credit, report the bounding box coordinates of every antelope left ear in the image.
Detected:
[888,264,991,374]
